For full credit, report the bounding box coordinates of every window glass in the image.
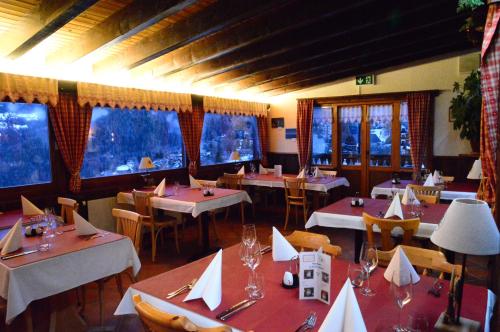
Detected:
[368,104,392,167]
[400,102,412,168]
[200,113,260,166]
[312,107,332,165]
[0,102,52,188]
[340,106,362,166]
[81,107,184,179]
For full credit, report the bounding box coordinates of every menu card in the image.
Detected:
[299,249,331,304]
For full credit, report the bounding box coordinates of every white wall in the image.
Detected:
[268,53,479,156]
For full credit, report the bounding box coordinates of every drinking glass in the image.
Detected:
[408,314,429,332]
[243,241,262,273]
[391,273,413,332]
[173,181,180,196]
[359,242,378,296]
[239,242,249,266]
[249,163,256,178]
[39,227,54,251]
[247,272,265,299]
[347,263,364,288]
[242,224,257,247]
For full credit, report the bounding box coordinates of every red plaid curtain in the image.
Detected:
[49,92,92,193]
[296,99,314,169]
[257,116,269,166]
[480,3,499,205]
[407,92,433,179]
[178,105,204,176]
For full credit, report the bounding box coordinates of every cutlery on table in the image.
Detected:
[166,278,198,299]
[260,245,272,254]
[63,228,76,232]
[216,299,250,319]
[1,249,39,260]
[295,312,317,332]
[427,278,443,297]
[219,300,257,321]
[85,232,110,241]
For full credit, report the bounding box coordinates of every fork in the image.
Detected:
[295,312,317,332]
[166,278,198,299]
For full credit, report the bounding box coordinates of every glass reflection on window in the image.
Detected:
[312,107,332,165]
[340,106,362,166]
[368,105,392,167]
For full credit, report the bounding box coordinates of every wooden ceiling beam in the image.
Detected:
[182,0,454,86]
[264,42,472,96]
[46,0,198,64]
[0,0,99,58]
[93,0,290,74]
[131,0,373,79]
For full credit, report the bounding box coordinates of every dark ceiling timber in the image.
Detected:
[46,0,198,64]
[0,0,99,59]
[132,0,373,79]
[93,0,291,74]
[184,0,457,87]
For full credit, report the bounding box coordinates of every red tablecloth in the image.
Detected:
[376,180,478,193]
[130,245,487,331]
[0,210,41,230]
[244,173,336,185]
[125,187,243,203]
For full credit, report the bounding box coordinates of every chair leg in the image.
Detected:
[151,225,156,263]
[251,202,256,220]
[174,225,180,254]
[197,216,202,246]
[97,280,105,327]
[211,212,219,240]
[284,204,290,230]
[303,204,308,228]
[224,207,230,222]
[240,202,245,224]
[24,305,34,332]
[115,274,124,297]
[295,205,298,225]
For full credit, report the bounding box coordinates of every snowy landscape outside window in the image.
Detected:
[368,104,392,167]
[311,107,332,166]
[340,106,362,166]
[400,101,412,168]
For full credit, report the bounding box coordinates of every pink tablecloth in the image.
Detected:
[119,245,487,331]
[375,180,478,193]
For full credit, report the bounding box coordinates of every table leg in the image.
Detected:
[312,192,320,211]
[189,212,221,261]
[354,230,363,263]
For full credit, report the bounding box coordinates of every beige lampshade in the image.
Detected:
[466,159,482,179]
[138,157,154,170]
[431,199,499,255]
[229,150,241,161]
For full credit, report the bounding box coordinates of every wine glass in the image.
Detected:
[249,163,256,178]
[173,181,180,196]
[347,263,364,288]
[359,242,378,296]
[242,224,257,247]
[391,273,413,331]
[242,241,262,273]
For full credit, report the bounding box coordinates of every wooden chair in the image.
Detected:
[132,190,181,263]
[285,230,342,257]
[441,176,454,183]
[222,173,246,224]
[362,212,420,251]
[57,197,78,225]
[408,184,442,201]
[477,177,489,200]
[133,294,232,332]
[319,170,337,206]
[112,208,143,254]
[283,176,307,230]
[415,194,439,204]
[378,245,462,279]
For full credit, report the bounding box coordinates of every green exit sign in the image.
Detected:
[356,74,375,85]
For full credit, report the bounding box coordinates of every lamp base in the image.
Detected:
[434,312,481,332]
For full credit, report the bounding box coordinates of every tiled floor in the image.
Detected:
[0,203,492,332]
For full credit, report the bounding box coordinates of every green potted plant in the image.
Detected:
[449,69,481,152]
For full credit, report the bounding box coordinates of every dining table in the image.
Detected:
[0,224,141,323]
[115,244,494,332]
[0,209,42,230]
[370,179,478,201]
[305,197,449,262]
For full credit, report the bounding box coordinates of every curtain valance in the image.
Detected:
[340,106,362,124]
[0,73,58,105]
[77,82,192,112]
[368,104,393,123]
[203,96,268,117]
[400,102,409,122]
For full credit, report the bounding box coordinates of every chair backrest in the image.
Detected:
[222,173,243,190]
[415,194,439,204]
[477,177,489,200]
[133,294,232,332]
[283,177,306,204]
[321,170,337,177]
[285,230,342,257]
[112,209,143,253]
[408,184,442,201]
[362,212,420,251]
[132,190,154,217]
[441,176,454,183]
[378,245,462,279]
[57,197,79,225]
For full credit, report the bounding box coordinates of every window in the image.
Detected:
[81,107,184,179]
[368,105,392,167]
[312,107,332,165]
[399,102,412,168]
[200,113,260,166]
[340,106,362,166]
[0,102,52,188]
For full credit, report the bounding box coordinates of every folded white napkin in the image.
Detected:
[237,166,245,175]
[423,175,434,187]
[184,249,222,311]
[314,167,324,178]
[384,246,420,286]
[272,227,299,261]
[319,279,367,332]
[297,169,305,179]
[73,211,98,236]
[189,175,202,189]
[274,165,282,177]
[433,170,441,184]
[0,219,23,255]
[153,178,166,196]
[259,164,267,174]
[401,186,420,205]
[384,194,404,219]
[21,195,43,215]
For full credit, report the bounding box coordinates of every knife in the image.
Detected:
[216,299,250,319]
[260,245,272,254]
[219,300,257,321]
[1,249,39,260]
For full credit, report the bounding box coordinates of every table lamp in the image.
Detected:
[431,198,499,331]
[229,150,241,161]
[466,159,482,180]
[138,157,155,187]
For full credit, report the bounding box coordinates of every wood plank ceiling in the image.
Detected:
[0,0,477,97]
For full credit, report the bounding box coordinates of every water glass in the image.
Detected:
[173,181,180,196]
[246,272,265,299]
[39,227,54,251]
[347,264,364,288]
[408,314,429,332]
[242,241,262,272]
[242,224,257,247]
[359,242,378,296]
[391,273,413,331]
